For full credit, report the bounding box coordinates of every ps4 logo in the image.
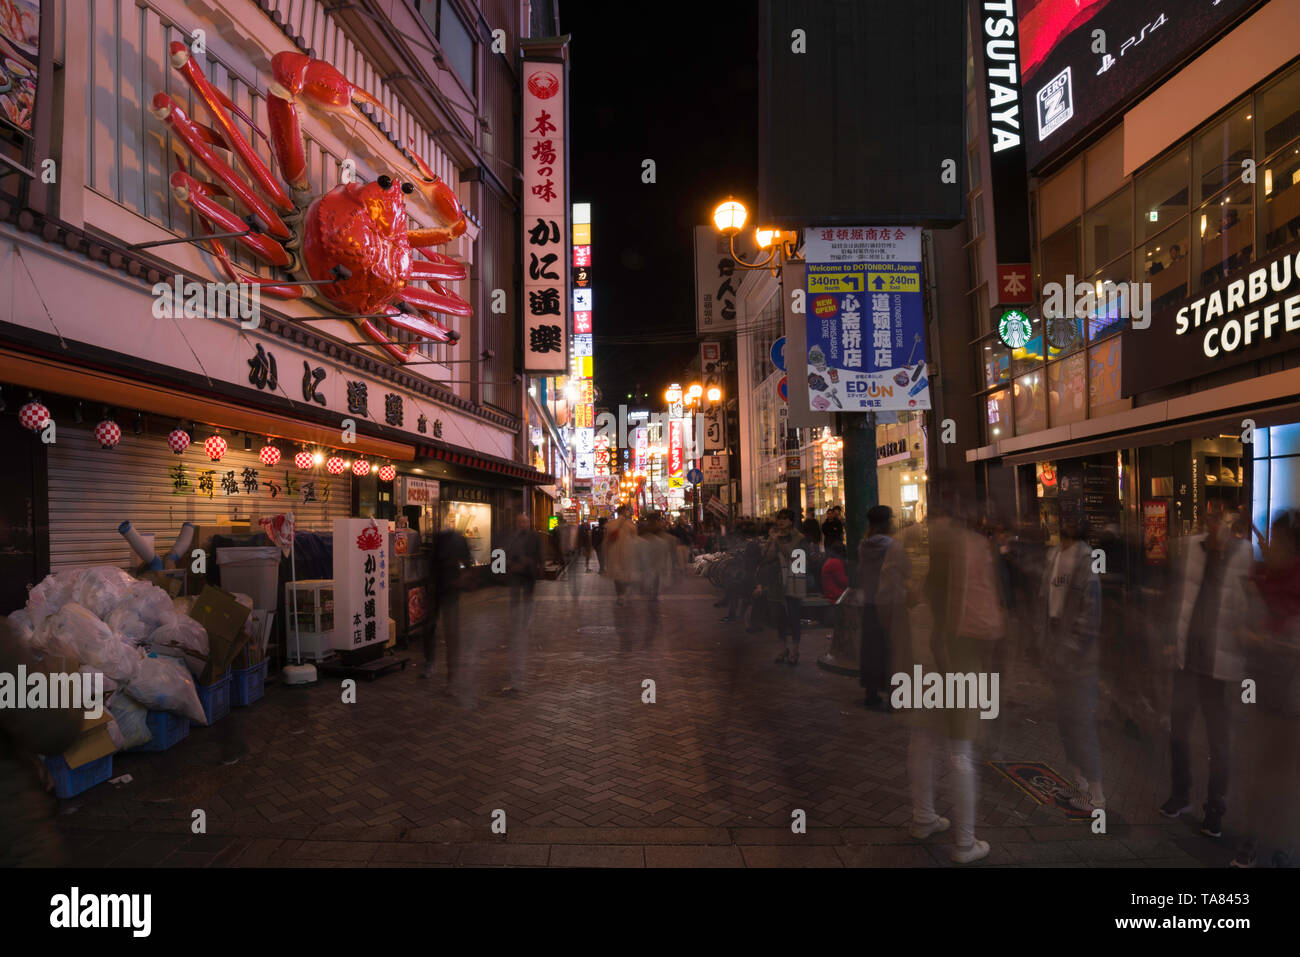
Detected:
[1036,66,1074,141]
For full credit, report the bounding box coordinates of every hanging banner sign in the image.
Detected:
[668,419,685,485]
[805,227,930,412]
[522,60,568,373]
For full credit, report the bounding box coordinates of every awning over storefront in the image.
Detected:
[414,443,554,485]
[0,347,414,460]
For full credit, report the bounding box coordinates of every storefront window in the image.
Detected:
[1137,220,1190,315]
[1194,100,1253,205]
[1014,370,1045,435]
[1263,141,1300,252]
[986,388,1011,443]
[1088,336,1123,415]
[1196,191,1254,288]
[1011,313,1046,376]
[1257,63,1300,159]
[981,336,1010,388]
[1041,221,1080,291]
[1047,353,1087,426]
[1135,145,1190,243]
[1083,188,1131,274]
[441,500,491,564]
[1085,258,1131,342]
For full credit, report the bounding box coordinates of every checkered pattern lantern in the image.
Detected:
[259,444,282,466]
[378,464,396,482]
[326,456,345,475]
[352,457,370,477]
[167,428,191,453]
[93,418,122,449]
[18,401,50,432]
[294,450,314,470]
[204,433,227,462]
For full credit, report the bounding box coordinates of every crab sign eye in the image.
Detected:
[377,175,393,190]
[401,181,415,195]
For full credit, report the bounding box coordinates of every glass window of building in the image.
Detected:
[981,334,1010,388]
[1135,145,1190,243]
[1083,188,1131,274]
[986,388,1012,444]
[1263,142,1300,251]
[1085,256,1132,343]
[1047,352,1087,426]
[1041,220,1080,292]
[1257,63,1300,159]
[1014,370,1046,435]
[1196,189,1254,288]
[1138,220,1191,315]
[1088,336,1123,415]
[1194,100,1252,205]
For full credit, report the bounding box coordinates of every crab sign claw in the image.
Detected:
[269,51,390,194]
[405,137,467,229]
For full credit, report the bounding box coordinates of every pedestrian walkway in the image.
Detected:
[52,563,1234,866]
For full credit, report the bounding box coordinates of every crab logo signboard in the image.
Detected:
[333,518,389,651]
[523,60,568,373]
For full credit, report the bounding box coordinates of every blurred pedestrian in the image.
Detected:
[1159,502,1255,838]
[821,505,845,552]
[860,505,909,710]
[1037,517,1104,810]
[605,508,641,606]
[641,515,674,602]
[593,518,607,574]
[763,508,808,665]
[1233,510,1300,867]
[820,542,849,603]
[502,512,542,695]
[422,527,472,700]
[578,522,593,571]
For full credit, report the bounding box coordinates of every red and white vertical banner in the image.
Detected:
[572,202,594,479]
[669,419,685,486]
[635,427,648,473]
[332,519,388,652]
[522,60,568,373]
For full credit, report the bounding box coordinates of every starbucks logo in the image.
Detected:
[998,309,1032,349]
[1046,316,1080,350]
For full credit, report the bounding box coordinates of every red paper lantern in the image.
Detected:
[18,401,50,432]
[378,464,396,482]
[352,457,370,477]
[326,456,345,475]
[94,419,122,449]
[167,428,192,453]
[260,444,282,466]
[294,450,314,470]
[204,434,227,461]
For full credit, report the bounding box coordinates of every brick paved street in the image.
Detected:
[52,565,1237,867]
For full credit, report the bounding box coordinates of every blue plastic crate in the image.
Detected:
[230,659,268,707]
[44,754,113,799]
[195,670,232,725]
[129,710,191,752]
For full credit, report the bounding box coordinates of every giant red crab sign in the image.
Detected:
[150,43,471,364]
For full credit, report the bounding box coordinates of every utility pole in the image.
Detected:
[842,410,878,568]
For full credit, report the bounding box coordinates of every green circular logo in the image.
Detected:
[998,309,1032,349]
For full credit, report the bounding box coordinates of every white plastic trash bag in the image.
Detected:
[105,714,125,751]
[109,694,153,750]
[26,568,80,627]
[107,581,178,644]
[7,608,34,646]
[71,566,135,620]
[125,654,207,725]
[32,603,140,684]
[147,616,209,678]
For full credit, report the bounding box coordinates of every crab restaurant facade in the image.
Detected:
[0,0,564,616]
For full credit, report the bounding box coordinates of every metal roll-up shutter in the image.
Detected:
[47,426,353,571]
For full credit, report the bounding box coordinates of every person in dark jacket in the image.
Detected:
[859,505,904,710]
[1,618,84,867]
[421,529,472,697]
[592,518,607,574]
[503,513,543,694]
[821,505,846,552]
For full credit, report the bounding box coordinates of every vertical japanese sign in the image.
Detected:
[572,201,595,478]
[635,427,648,473]
[695,226,739,335]
[523,60,568,373]
[668,419,685,487]
[805,227,929,412]
[333,519,388,652]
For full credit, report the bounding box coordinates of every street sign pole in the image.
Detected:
[843,410,878,573]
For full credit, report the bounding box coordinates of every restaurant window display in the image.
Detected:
[441,497,492,565]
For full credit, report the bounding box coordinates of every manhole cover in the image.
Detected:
[576,626,617,635]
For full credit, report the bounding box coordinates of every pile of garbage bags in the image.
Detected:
[6,566,252,750]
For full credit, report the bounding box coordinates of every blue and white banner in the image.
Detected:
[805,227,930,412]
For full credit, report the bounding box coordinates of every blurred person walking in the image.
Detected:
[1037,517,1104,810]
[605,508,641,606]
[1233,510,1300,867]
[421,527,473,701]
[641,515,675,603]
[1159,502,1255,838]
[860,506,911,710]
[821,504,845,553]
[763,508,808,665]
[578,522,593,571]
[593,517,607,574]
[502,512,542,695]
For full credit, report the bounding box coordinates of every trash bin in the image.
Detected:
[215,547,282,610]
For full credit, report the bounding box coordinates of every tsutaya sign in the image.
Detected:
[1123,241,1300,395]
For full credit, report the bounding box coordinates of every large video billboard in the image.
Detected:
[1018,0,1264,170]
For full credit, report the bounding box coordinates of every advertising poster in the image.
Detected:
[522,59,568,372]
[805,227,930,412]
[1143,499,1169,565]
[668,419,685,487]
[0,0,39,135]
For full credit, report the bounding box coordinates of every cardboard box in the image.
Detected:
[190,586,254,684]
[62,713,117,769]
[140,570,184,597]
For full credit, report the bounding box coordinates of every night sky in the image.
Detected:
[559,0,758,408]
